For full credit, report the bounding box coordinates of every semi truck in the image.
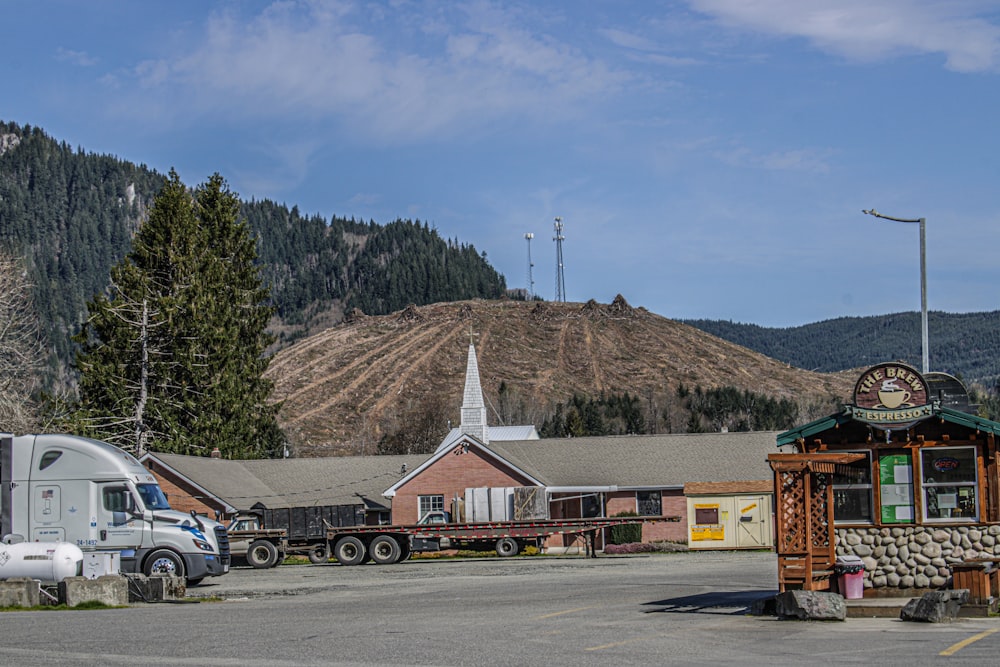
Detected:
[0,433,230,586]
[228,503,365,568]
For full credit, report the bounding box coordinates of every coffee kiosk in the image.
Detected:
[769,362,1000,595]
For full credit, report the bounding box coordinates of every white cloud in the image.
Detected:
[690,0,1000,72]
[55,48,97,67]
[121,1,635,143]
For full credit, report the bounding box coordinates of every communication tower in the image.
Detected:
[524,232,535,300]
[553,217,566,302]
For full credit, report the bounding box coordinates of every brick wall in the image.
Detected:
[146,462,227,520]
[391,445,536,524]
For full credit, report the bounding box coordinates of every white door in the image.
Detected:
[736,496,768,548]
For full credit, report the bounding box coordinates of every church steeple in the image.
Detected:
[460,342,489,444]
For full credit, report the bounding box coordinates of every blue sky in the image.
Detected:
[3,1,998,327]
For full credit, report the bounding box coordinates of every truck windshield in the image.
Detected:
[136,483,171,510]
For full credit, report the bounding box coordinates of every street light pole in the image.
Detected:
[862,208,928,374]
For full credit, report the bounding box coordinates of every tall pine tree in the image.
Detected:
[71,171,283,458]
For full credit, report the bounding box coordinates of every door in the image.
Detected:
[736,495,769,548]
[92,482,143,550]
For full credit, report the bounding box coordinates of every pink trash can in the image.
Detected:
[836,555,865,600]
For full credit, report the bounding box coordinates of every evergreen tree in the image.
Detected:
[70,171,283,458]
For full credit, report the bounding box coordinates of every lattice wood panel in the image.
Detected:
[809,472,831,550]
[777,469,806,553]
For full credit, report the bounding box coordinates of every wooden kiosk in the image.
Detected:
[770,362,1000,595]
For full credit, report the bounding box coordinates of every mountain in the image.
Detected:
[266,297,857,457]
[683,311,1000,388]
[0,120,505,388]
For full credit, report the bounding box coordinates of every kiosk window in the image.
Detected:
[921,447,978,521]
[832,453,872,523]
[695,506,718,524]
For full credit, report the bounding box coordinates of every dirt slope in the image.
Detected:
[266,296,856,456]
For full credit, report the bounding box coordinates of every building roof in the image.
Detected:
[150,429,781,511]
[146,452,427,511]
[434,425,539,454]
[389,430,781,497]
[488,431,781,489]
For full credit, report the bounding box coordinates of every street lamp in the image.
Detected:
[862,208,928,374]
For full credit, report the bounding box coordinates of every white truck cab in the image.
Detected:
[0,434,229,585]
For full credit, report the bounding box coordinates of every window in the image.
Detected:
[637,490,662,516]
[102,486,134,513]
[832,452,873,523]
[136,483,171,510]
[38,450,62,470]
[921,447,978,521]
[694,506,718,524]
[581,493,603,518]
[418,494,444,521]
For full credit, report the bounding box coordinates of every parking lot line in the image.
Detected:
[939,628,999,656]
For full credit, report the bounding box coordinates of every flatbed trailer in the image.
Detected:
[323,515,681,565]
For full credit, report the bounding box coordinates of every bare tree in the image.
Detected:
[0,251,44,432]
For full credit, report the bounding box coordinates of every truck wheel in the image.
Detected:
[334,536,367,566]
[247,540,279,569]
[307,543,330,564]
[495,537,520,557]
[370,535,402,565]
[144,549,186,579]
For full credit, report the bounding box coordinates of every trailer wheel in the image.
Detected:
[370,535,402,565]
[144,549,186,579]
[334,536,367,566]
[247,540,280,568]
[307,543,330,564]
[495,537,520,557]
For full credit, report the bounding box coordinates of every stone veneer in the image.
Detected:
[835,525,1000,590]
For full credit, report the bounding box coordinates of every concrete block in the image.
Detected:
[58,575,128,607]
[0,577,40,608]
[126,574,186,602]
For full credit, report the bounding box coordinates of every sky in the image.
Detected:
[3,1,999,328]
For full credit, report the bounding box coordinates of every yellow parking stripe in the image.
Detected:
[939,628,999,656]
[534,606,596,619]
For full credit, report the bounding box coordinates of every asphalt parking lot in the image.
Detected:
[3,551,1000,666]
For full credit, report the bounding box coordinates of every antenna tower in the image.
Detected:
[553,217,566,302]
[524,232,535,300]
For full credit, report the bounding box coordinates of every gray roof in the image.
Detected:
[148,452,426,511]
[435,425,539,453]
[150,431,781,511]
[487,431,781,488]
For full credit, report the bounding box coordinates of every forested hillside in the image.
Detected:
[0,121,505,389]
[684,311,1000,388]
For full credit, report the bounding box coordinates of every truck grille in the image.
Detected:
[215,525,231,566]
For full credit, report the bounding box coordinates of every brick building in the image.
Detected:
[142,342,779,551]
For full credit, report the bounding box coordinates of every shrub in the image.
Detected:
[609,511,642,545]
[603,542,658,555]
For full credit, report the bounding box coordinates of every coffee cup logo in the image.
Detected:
[877,379,911,409]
